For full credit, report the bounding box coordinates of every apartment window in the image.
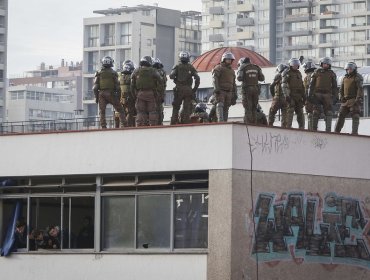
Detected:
[86,25,99,47]
[120,22,132,45]
[88,51,99,73]
[103,24,115,46]
[0,172,209,254]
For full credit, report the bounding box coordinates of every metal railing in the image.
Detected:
[0,117,118,135]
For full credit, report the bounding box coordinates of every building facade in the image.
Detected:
[0,123,370,280]
[6,85,76,122]
[201,0,370,66]
[82,5,202,117]
[0,0,7,123]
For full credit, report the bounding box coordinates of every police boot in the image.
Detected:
[352,115,360,135]
[312,112,319,131]
[325,112,333,132]
[286,109,294,128]
[334,114,345,133]
[216,102,224,122]
[268,111,275,126]
[297,111,305,129]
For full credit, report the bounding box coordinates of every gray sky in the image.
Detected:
[8,0,202,77]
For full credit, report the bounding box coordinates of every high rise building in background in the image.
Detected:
[82,5,201,117]
[0,0,7,123]
[201,0,370,66]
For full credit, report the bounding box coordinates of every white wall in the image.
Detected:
[0,254,207,280]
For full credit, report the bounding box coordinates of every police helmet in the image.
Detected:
[221,52,235,63]
[179,51,190,63]
[195,103,207,113]
[288,58,300,68]
[320,57,332,67]
[302,61,316,73]
[139,56,153,67]
[276,63,288,73]
[123,64,134,74]
[153,58,163,69]
[101,56,114,67]
[344,62,357,71]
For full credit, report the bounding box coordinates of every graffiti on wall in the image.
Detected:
[250,192,370,270]
[250,132,328,154]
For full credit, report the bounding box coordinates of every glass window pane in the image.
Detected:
[30,197,62,250]
[102,196,135,249]
[137,195,171,249]
[174,193,208,248]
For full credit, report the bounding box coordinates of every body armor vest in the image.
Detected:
[314,70,333,93]
[242,64,260,86]
[135,68,156,90]
[99,68,116,91]
[343,75,357,99]
[176,63,194,86]
[119,73,131,95]
[288,70,303,92]
[218,65,235,91]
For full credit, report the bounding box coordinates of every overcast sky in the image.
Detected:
[7,0,202,77]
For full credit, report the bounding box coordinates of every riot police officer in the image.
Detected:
[268,63,289,127]
[212,52,237,122]
[169,51,200,125]
[117,60,136,127]
[93,56,125,129]
[237,57,265,124]
[131,56,162,126]
[302,61,317,130]
[153,58,167,125]
[281,58,305,129]
[308,57,338,132]
[334,62,363,135]
[190,102,209,123]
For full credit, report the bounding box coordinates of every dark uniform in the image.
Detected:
[237,57,265,124]
[170,51,200,124]
[335,62,363,135]
[308,57,338,132]
[282,58,305,129]
[118,61,136,127]
[190,102,209,123]
[256,104,268,126]
[131,56,162,126]
[302,61,317,130]
[153,58,167,125]
[213,52,237,122]
[93,56,125,129]
[268,64,288,127]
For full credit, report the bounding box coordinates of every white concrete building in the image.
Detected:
[0,123,369,279]
[201,0,370,66]
[82,5,202,118]
[0,0,7,123]
[6,85,76,122]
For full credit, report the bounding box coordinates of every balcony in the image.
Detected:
[285,13,313,22]
[209,7,224,15]
[209,34,224,42]
[284,28,313,36]
[236,17,254,26]
[236,2,254,12]
[284,0,313,8]
[318,25,339,33]
[236,31,254,40]
[209,20,224,28]
[284,43,313,50]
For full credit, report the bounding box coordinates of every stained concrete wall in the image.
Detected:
[208,169,370,280]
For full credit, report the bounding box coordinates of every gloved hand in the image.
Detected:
[95,97,99,104]
[192,88,197,94]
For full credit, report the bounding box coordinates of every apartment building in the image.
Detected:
[82,5,202,117]
[202,0,370,67]
[0,0,7,123]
